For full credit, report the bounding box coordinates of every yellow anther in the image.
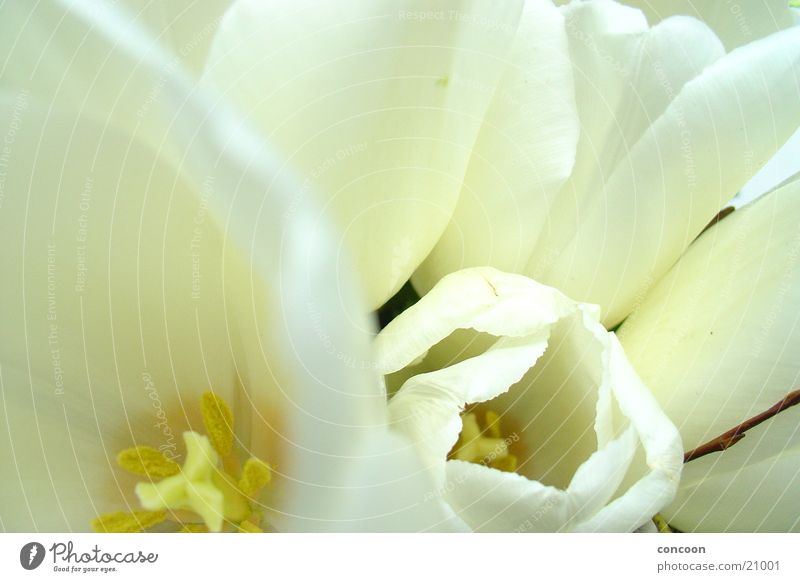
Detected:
[135,431,249,532]
[238,520,263,533]
[451,411,517,472]
[101,392,272,534]
[179,523,209,533]
[485,410,502,439]
[91,510,167,533]
[201,391,234,457]
[117,446,180,478]
[238,457,272,498]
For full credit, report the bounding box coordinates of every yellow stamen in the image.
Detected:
[135,431,250,532]
[485,410,502,439]
[238,457,272,498]
[201,391,234,457]
[92,510,167,533]
[179,523,209,533]
[117,446,180,478]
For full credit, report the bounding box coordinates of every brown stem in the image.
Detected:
[683,389,800,463]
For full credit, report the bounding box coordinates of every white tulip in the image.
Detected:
[376,267,682,532]
[618,178,800,532]
[0,0,459,533]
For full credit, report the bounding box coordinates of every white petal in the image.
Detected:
[625,0,799,50]
[442,428,642,532]
[376,268,575,375]
[286,428,469,532]
[619,177,800,532]
[443,460,571,532]
[203,0,524,309]
[669,446,800,532]
[412,0,579,293]
[576,465,681,532]
[573,336,683,532]
[535,25,800,326]
[567,427,638,524]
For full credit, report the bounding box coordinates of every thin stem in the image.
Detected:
[683,389,800,463]
[698,206,735,237]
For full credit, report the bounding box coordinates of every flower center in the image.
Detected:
[92,392,272,533]
[450,409,518,472]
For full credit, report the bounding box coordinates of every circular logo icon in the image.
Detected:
[20,542,46,570]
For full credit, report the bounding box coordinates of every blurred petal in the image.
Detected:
[535,25,800,326]
[0,94,246,531]
[619,178,800,532]
[203,0,524,309]
[625,0,798,50]
[0,1,195,160]
[413,0,579,292]
[302,428,469,532]
[121,0,232,72]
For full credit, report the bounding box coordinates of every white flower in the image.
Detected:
[376,267,683,532]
